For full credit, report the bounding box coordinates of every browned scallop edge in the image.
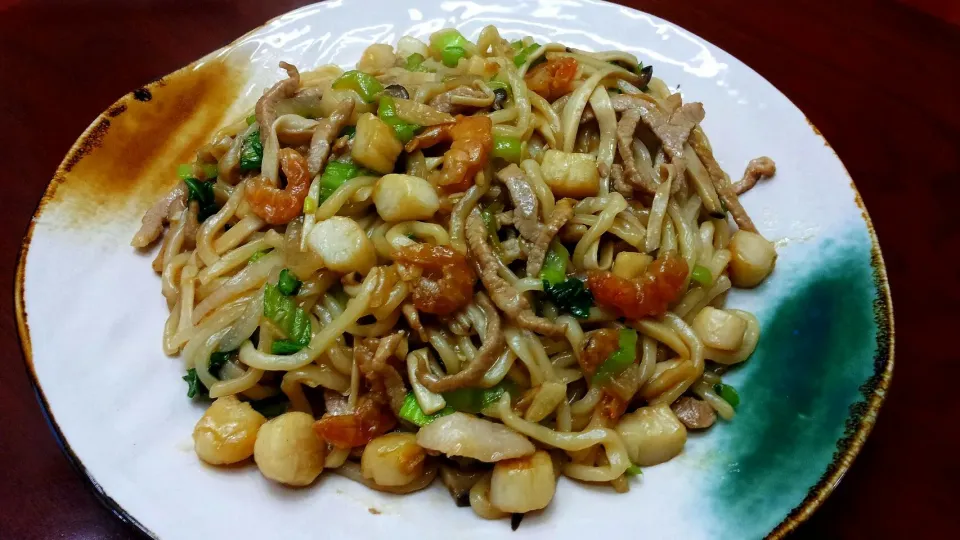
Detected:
[13,40,894,540]
[765,119,896,540]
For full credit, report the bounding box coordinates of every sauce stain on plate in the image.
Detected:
[48,59,247,226]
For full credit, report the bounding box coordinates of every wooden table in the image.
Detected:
[1,0,955,537]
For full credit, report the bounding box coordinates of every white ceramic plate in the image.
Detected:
[16,1,893,539]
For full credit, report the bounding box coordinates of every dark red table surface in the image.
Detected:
[2,0,958,538]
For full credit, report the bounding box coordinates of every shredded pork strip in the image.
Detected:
[498,164,540,242]
[255,62,301,145]
[359,332,408,415]
[616,99,704,194]
[688,127,757,232]
[307,100,355,177]
[131,182,188,248]
[466,209,566,337]
[525,198,575,277]
[417,294,505,392]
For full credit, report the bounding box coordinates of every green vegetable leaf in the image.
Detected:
[183,368,207,399]
[263,284,312,356]
[714,383,740,408]
[245,113,257,126]
[442,381,515,414]
[208,351,232,378]
[539,240,569,286]
[277,269,302,296]
[239,130,263,172]
[263,284,294,322]
[625,464,643,476]
[691,265,712,286]
[399,392,455,427]
[183,177,219,221]
[249,395,289,418]
[593,328,638,383]
[319,161,362,202]
[271,340,304,355]
[339,125,356,139]
[248,249,272,263]
[543,277,593,319]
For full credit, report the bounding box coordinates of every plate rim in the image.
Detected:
[13,1,895,538]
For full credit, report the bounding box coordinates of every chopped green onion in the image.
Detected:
[277,269,302,296]
[183,178,219,221]
[593,328,638,383]
[405,53,427,72]
[492,135,523,163]
[331,70,384,102]
[714,383,740,408]
[510,39,524,51]
[626,464,643,477]
[199,163,218,180]
[441,46,467,67]
[399,392,454,427]
[539,240,569,286]
[543,277,593,319]
[378,96,421,143]
[239,129,263,172]
[430,29,471,55]
[245,113,257,126]
[513,43,540,67]
[319,161,362,202]
[303,196,318,214]
[248,249,272,263]
[691,265,712,286]
[177,163,194,180]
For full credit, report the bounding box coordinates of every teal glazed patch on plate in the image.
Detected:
[15,1,894,539]
[707,223,887,538]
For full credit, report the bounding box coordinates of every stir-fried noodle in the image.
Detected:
[133,27,777,522]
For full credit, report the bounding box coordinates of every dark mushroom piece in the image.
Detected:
[382,84,410,100]
[637,63,653,89]
[492,87,508,111]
